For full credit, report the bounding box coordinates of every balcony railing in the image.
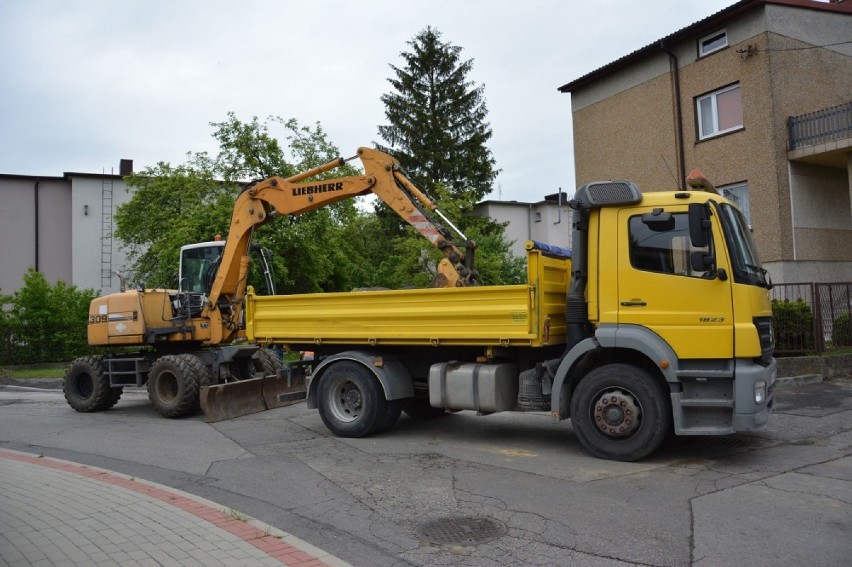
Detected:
[788,101,852,151]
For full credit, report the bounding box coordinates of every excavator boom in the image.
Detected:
[203,147,476,345]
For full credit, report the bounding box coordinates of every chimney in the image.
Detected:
[119,159,133,176]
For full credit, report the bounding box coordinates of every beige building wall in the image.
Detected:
[572,73,679,192]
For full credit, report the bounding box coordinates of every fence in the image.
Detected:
[771,282,852,355]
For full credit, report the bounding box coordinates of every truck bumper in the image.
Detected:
[671,357,776,435]
[731,357,777,432]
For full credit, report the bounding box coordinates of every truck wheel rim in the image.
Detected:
[328,378,361,423]
[592,388,641,438]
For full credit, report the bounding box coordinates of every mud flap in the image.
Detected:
[200,372,306,423]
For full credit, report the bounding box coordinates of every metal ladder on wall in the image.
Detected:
[101,170,113,289]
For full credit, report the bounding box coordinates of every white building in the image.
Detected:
[473,193,573,258]
[0,161,135,295]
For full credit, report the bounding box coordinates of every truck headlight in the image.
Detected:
[754,379,767,404]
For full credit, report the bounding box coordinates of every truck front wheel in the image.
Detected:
[570,364,670,462]
[317,361,387,438]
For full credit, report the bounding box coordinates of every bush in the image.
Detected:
[772,299,815,352]
[832,313,852,347]
[0,269,97,365]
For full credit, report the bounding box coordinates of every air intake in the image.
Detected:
[571,180,642,209]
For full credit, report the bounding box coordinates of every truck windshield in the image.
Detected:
[718,203,769,288]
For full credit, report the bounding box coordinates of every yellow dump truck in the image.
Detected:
[247,174,777,462]
[65,148,776,461]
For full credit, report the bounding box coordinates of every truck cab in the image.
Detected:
[548,183,776,459]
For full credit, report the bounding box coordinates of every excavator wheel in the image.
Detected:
[253,348,282,376]
[147,354,208,418]
[64,355,121,412]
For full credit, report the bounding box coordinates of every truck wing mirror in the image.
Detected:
[688,203,711,248]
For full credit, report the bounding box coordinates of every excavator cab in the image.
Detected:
[176,240,278,321]
[179,241,225,294]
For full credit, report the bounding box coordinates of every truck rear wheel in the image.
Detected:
[317,361,387,438]
[147,354,206,418]
[64,356,121,412]
[570,364,670,462]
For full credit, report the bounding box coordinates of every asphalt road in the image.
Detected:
[1,376,850,567]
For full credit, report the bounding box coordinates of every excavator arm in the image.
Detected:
[203,147,476,345]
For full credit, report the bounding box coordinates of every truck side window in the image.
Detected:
[629,213,712,277]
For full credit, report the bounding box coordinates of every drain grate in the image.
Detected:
[416,516,506,546]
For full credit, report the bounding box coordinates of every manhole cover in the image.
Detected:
[416,516,506,546]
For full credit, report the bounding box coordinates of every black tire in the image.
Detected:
[64,356,120,412]
[570,364,671,462]
[317,361,387,438]
[403,397,447,420]
[376,399,407,432]
[147,354,207,418]
[108,386,124,406]
[254,348,282,376]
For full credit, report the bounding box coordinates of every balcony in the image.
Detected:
[787,102,852,167]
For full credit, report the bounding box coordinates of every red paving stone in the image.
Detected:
[0,449,345,567]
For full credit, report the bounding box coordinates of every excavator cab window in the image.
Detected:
[179,242,225,294]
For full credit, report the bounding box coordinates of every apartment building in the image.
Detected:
[559,0,852,283]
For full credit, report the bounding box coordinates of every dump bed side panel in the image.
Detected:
[246,249,570,349]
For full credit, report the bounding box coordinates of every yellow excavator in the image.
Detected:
[63,148,475,421]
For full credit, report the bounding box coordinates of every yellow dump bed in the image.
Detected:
[246,247,570,349]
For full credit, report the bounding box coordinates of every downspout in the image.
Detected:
[661,42,686,189]
[528,204,533,242]
[34,180,40,271]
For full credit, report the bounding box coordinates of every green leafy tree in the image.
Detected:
[116,114,364,293]
[0,269,96,364]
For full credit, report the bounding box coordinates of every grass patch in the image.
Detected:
[825,347,852,357]
[1,366,66,379]
[227,509,248,522]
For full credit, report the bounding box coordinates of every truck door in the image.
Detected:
[616,206,734,359]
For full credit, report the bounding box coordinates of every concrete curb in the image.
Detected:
[775,374,824,389]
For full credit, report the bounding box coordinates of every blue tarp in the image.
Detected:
[527,240,572,259]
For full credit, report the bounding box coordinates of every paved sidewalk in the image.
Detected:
[0,449,352,567]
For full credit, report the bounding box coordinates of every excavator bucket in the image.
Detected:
[200,372,306,423]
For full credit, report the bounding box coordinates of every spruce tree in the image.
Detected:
[377,26,497,205]
[374,27,523,286]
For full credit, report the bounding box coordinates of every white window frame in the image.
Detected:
[720,181,751,226]
[697,83,743,140]
[699,29,728,57]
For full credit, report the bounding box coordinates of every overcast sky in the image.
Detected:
[0,0,740,203]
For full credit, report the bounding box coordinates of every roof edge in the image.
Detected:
[558,0,852,94]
